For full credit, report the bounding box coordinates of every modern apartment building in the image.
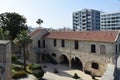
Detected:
[73,9,100,31]
[101,12,120,31]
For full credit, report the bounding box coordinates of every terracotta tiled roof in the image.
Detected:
[30,29,42,37]
[44,31,119,42]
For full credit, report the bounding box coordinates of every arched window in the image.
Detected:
[100,45,106,54]
[91,44,96,53]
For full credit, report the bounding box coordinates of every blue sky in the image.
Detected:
[0,0,120,29]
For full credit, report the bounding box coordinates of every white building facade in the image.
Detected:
[101,12,120,31]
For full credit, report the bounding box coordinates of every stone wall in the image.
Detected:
[28,29,48,62]
[0,41,11,80]
[45,39,116,76]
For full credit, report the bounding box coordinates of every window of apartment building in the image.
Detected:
[100,45,106,54]
[43,40,45,48]
[83,27,85,29]
[87,29,91,31]
[74,40,79,49]
[91,44,96,53]
[108,21,110,23]
[61,40,65,47]
[76,13,78,15]
[91,62,99,69]
[38,40,41,48]
[53,39,57,46]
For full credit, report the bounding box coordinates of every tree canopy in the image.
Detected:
[36,19,43,27]
[0,27,9,40]
[0,12,28,40]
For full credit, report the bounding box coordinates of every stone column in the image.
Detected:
[69,59,71,68]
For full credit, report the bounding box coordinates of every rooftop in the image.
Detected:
[44,31,119,42]
[29,28,43,37]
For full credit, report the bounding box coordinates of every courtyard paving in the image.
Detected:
[41,63,95,80]
[17,74,37,80]
[16,60,101,80]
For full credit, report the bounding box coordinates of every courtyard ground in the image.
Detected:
[42,63,98,80]
[17,60,101,80]
[17,74,37,80]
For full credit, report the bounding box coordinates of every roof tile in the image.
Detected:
[30,29,42,37]
[44,31,119,42]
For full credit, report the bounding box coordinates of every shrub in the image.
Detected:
[29,63,42,70]
[27,63,45,79]
[26,65,32,74]
[73,73,80,79]
[12,71,27,79]
[13,66,23,71]
[12,54,17,63]
[33,70,44,79]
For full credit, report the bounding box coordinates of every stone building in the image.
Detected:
[0,40,11,80]
[29,29,120,76]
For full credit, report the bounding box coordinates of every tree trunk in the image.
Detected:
[23,44,26,71]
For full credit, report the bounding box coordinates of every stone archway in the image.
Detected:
[59,54,69,66]
[71,57,83,70]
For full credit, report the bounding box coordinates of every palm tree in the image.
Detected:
[14,30,32,71]
[36,19,43,27]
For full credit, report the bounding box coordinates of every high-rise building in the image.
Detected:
[101,12,120,31]
[73,9,100,31]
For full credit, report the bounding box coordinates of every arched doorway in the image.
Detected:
[59,54,69,66]
[71,57,83,70]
